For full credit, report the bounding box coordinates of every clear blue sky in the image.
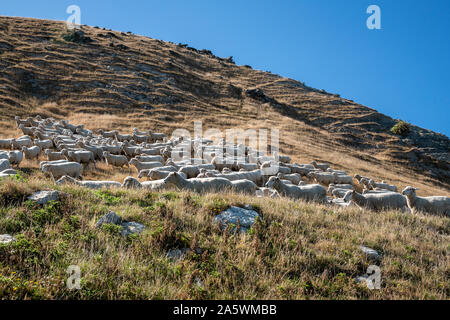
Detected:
[2,0,449,136]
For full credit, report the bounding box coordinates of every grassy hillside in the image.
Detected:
[0,175,448,300]
[0,16,448,196]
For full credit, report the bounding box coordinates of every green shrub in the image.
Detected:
[391,120,411,136]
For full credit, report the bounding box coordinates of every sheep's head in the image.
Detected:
[265,176,278,188]
[102,151,109,158]
[129,158,138,165]
[123,176,142,189]
[402,186,417,197]
[18,124,25,129]
[44,149,50,155]
[21,146,27,152]
[138,170,148,179]
[354,174,362,180]
[41,164,49,173]
[343,190,353,202]
[164,172,182,186]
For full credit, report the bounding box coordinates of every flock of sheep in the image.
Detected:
[0,115,449,217]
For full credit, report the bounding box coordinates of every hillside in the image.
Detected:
[0,16,449,196]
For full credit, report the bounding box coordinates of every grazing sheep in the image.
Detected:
[41,162,82,180]
[39,160,69,171]
[265,176,294,188]
[350,191,410,213]
[122,176,168,190]
[129,158,163,173]
[268,177,327,203]
[44,149,66,161]
[163,172,234,193]
[116,133,133,142]
[401,186,450,216]
[77,142,104,160]
[103,151,129,168]
[65,150,96,167]
[7,151,23,167]
[149,170,187,181]
[332,188,354,198]
[22,146,41,161]
[18,124,35,136]
[354,174,371,183]
[369,180,398,192]
[56,175,122,189]
[33,139,53,149]
[286,164,314,176]
[237,163,259,171]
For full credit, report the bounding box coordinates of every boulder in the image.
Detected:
[96,211,123,228]
[121,221,145,237]
[28,190,60,205]
[215,206,260,232]
[360,246,381,262]
[0,234,15,244]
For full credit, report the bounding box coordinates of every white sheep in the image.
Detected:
[256,187,280,198]
[34,139,53,149]
[56,175,122,189]
[401,186,450,216]
[11,136,33,149]
[307,171,336,185]
[0,139,13,149]
[277,173,302,185]
[103,151,129,168]
[178,164,216,179]
[268,177,327,203]
[369,180,398,192]
[163,172,234,193]
[8,151,23,167]
[350,191,410,213]
[129,158,163,173]
[310,161,330,171]
[22,146,41,161]
[136,155,164,163]
[65,150,96,167]
[44,149,66,161]
[42,162,82,180]
[214,169,264,187]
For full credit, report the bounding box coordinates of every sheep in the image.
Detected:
[39,160,69,171]
[163,172,234,193]
[64,150,96,167]
[97,129,118,138]
[103,152,129,168]
[0,159,11,172]
[328,183,353,190]
[129,158,163,173]
[18,124,36,136]
[135,155,164,163]
[133,128,150,136]
[77,142,104,159]
[100,143,122,155]
[237,163,259,171]
[22,146,41,161]
[122,176,168,190]
[0,139,13,149]
[44,149,66,161]
[350,191,410,213]
[307,171,336,185]
[310,161,330,171]
[178,164,216,179]
[256,187,280,198]
[213,169,264,187]
[230,179,258,195]
[132,133,149,143]
[401,186,450,216]
[122,144,141,157]
[33,139,53,149]
[277,173,303,185]
[285,164,314,176]
[0,152,8,160]
[334,174,353,185]
[11,137,33,149]
[331,191,357,208]
[265,176,295,188]
[56,175,122,189]
[268,177,327,203]
[116,133,133,142]
[354,174,371,183]
[369,180,398,193]
[326,168,347,175]
[41,162,82,180]
[150,132,167,142]
[139,147,163,156]
[149,170,187,181]
[8,151,23,167]
[332,188,354,198]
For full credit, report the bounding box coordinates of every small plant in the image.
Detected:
[62,29,92,44]
[391,120,411,137]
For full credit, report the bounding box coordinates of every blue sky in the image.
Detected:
[1,0,449,136]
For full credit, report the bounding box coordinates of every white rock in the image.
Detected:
[28,190,60,205]
[215,206,260,232]
[360,246,381,261]
[96,211,123,228]
[121,221,145,237]
[0,234,15,244]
